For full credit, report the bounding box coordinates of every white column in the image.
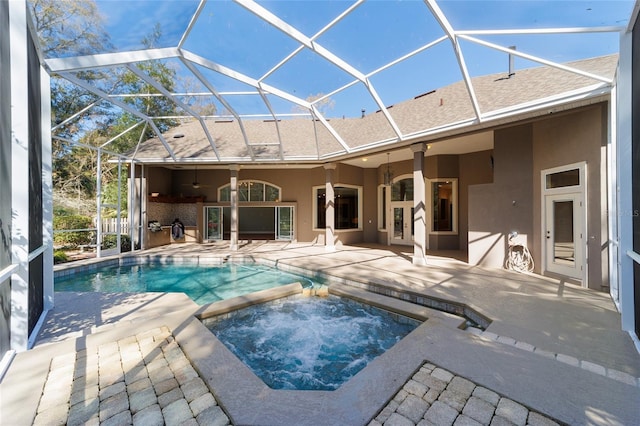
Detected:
[129,161,136,250]
[230,166,239,251]
[96,148,102,258]
[9,0,30,352]
[140,164,147,250]
[617,30,636,333]
[412,143,428,265]
[324,163,336,251]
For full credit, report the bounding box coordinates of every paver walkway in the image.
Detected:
[370,362,560,426]
[33,327,229,426]
[2,242,639,425]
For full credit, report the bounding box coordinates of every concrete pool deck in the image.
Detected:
[1,242,639,425]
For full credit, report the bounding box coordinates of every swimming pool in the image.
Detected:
[54,263,316,305]
[203,295,420,390]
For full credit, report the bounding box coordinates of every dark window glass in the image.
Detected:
[432,181,453,232]
[391,178,413,201]
[546,169,580,189]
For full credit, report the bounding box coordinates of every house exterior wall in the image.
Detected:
[142,103,608,290]
[467,103,608,290]
[459,150,495,254]
[468,124,535,269]
[532,103,609,290]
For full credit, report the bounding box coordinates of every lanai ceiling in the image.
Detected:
[40,0,634,167]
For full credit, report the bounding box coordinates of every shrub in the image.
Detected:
[53,250,68,264]
[54,215,93,248]
[101,234,132,252]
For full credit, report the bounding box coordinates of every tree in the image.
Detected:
[29,1,180,220]
[106,23,179,155]
[292,93,336,117]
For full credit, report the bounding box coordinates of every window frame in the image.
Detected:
[427,178,458,235]
[218,180,281,202]
[312,184,363,232]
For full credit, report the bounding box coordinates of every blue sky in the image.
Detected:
[93,0,634,118]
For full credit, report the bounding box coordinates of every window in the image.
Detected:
[545,168,580,189]
[314,185,361,230]
[218,180,280,202]
[391,178,413,201]
[429,179,457,233]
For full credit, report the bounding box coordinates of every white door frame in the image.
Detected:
[541,162,587,286]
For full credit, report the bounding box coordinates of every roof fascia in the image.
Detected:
[46,47,180,73]
[480,83,611,121]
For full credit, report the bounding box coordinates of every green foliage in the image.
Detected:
[53,250,69,264]
[101,234,132,252]
[53,215,93,248]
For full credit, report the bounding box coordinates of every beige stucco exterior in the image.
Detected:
[139,101,609,290]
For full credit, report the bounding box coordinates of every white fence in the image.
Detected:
[102,218,129,235]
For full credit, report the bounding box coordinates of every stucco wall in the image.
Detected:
[459,150,494,254]
[532,103,608,290]
[468,124,534,269]
[468,104,608,289]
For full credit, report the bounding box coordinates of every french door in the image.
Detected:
[391,202,414,245]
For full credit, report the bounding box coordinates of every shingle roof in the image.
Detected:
[132,54,617,163]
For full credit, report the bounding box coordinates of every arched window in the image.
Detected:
[391,178,413,201]
[218,180,281,202]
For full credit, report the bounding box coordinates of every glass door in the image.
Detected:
[276,206,294,240]
[205,206,222,240]
[391,203,414,245]
[545,193,583,279]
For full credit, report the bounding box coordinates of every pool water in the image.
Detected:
[203,295,420,391]
[55,263,315,305]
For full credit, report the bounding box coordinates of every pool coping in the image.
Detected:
[55,254,489,328]
[180,285,468,425]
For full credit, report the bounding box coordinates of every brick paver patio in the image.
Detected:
[369,363,560,426]
[32,327,230,426]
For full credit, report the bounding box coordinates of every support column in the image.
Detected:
[324,163,336,251]
[230,166,239,251]
[412,143,428,265]
[9,0,30,351]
